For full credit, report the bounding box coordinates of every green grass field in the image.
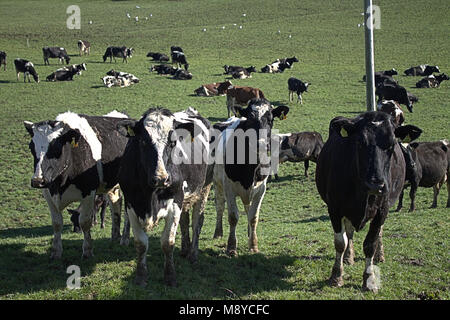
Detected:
[0,0,449,300]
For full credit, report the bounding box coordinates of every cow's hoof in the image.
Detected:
[213,231,223,239]
[226,249,238,257]
[50,252,62,260]
[135,276,148,287]
[188,253,198,264]
[362,272,380,293]
[82,251,93,259]
[249,247,259,253]
[164,276,177,287]
[328,276,344,287]
[120,238,130,246]
[343,256,354,265]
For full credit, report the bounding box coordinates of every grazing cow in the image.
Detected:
[117,107,212,286]
[377,100,405,126]
[23,110,131,259]
[362,69,398,81]
[78,40,91,56]
[416,73,450,88]
[396,140,450,212]
[231,66,256,79]
[0,51,6,71]
[288,77,310,104]
[272,131,324,180]
[149,64,177,75]
[103,46,133,63]
[404,64,440,76]
[375,83,414,113]
[146,52,169,62]
[193,81,229,96]
[315,111,422,292]
[173,68,193,80]
[211,99,289,255]
[14,58,39,83]
[170,46,188,70]
[216,81,266,118]
[43,47,70,65]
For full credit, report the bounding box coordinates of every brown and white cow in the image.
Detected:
[217,81,266,118]
[78,40,91,56]
[377,100,405,126]
[194,81,229,96]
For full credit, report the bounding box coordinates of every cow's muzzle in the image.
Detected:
[31,177,46,188]
[365,181,385,196]
[150,174,170,188]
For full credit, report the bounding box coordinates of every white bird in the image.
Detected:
[277,30,281,34]
[145,17,148,20]
[358,23,361,27]
[233,23,237,26]
[242,13,246,17]
[222,26,226,29]
[135,16,139,22]
[202,28,207,32]
[136,5,140,9]
[126,13,131,18]
[239,25,243,29]
[288,34,292,38]
[89,20,92,25]
[149,13,152,17]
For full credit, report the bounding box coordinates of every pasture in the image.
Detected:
[0,0,449,300]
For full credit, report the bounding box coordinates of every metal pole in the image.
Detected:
[364,0,376,111]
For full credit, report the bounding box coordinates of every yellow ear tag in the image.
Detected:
[340,127,348,137]
[71,137,79,148]
[403,134,411,143]
[127,126,135,137]
[191,136,195,142]
[282,113,287,120]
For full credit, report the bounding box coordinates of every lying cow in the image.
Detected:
[103,46,134,63]
[0,51,6,71]
[78,40,91,56]
[288,77,310,104]
[362,68,398,81]
[102,72,139,88]
[150,64,177,75]
[231,66,256,79]
[14,58,39,83]
[146,52,169,62]
[56,63,87,75]
[193,81,229,96]
[396,140,449,212]
[316,111,422,292]
[376,83,414,113]
[272,131,324,180]
[223,65,255,75]
[404,64,440,76]
[43,47,70,65]
[46,68,80,82]
[117,107,212,286]
[211,99,289,255]
[23,110,131,259]
[261,59,291,73]
[106,69,139,83]
[415,73,449,88]
[216,80,266,117]
[173,68,192,80]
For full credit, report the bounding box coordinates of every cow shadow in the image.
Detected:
[270,100,289,107]
[298,215,330,224]
[91,85,105,89]
[207,116,228,122]
[0,227,296,298]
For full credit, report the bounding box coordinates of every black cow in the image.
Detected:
[78,40,91,56]
[362,69,398,82]
[146,52,169,62]
[279,56,299,69]
[396,140,449,212]
[375,83,414,113]
[315,111,422,292]
[14,58,39,83]
[272,131,324,179]
[149,64,177,75]
[0,51,6,71]
[416,73,450,88]
[404,65,440,76]
[46,68,79,81]
[211,99,289,255]
[173,68,193,80]
[288,77,310,104]
[103,46,134,63]
[43,47,70,65]
[117,107,212,286]
[23,110,131,259]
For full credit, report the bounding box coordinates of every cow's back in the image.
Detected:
[413,141,448,188]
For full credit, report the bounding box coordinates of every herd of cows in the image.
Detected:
[1,38,449,293]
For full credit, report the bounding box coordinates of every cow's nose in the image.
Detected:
[31,177,46,188]
[151,174,170,188]
[365,181,385,195]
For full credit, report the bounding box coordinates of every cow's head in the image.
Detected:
[330,111,422,196]
[117,108,199,188]
[430,65,440,73]
[126,48,134,58]
[217,80,233,94]
[24,120,82,188]
[25,63,39,83]
[386,68,398,76]
[64,56,71,64]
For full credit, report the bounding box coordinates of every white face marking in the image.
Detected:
[55,111,102,161]
[371,121,384,127]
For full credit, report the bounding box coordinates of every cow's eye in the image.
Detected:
[169,140,177,148]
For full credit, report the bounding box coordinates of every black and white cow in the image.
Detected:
[396,140,449,212]
[149,64,177,75]
[279,56,299,69]
[102,70,139,88]
[23,110,130,259]
[211,99,289,255]
[46,68,79,82]
[315,111,422,292]
[0,51,6,71]
[404,64,440,76]
[231,66,256,79]
[415,73,450,88]
[261,59,290,73]
[173,68,193,80]
[103,46,134,63]
[272,131,324,179]
[117,107,212,286]
[362,69,398,82]
[78,40,91,56]
[43,47,70,65]
[56,63,87,75]
[170,46,188,70]
[146,52,169,62]
[376,83,414,113]
[288,77,310,104]
[14,58,39,83]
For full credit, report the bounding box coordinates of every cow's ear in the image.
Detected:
[24,121,34,137]
[394,125,422,143]
[272,105,289,120]
[174,121,195,141]
[330,117,355,138]
[117,119,139,138]
[61,129,81,148]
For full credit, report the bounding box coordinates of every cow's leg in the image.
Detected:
[107,186,122,241]
[225,188,239,257]
[446,175,450,208]
[179,209,191,258]
[247,184,266,253]
[99,202,106,228]
[409,181,418,212]
[362,214,384,293]
[161,203,181,287]
[189,184,212,263]
[289,91,293,102]
[395,188,404,212]
[304,160,310,177]
[431,177,445,208]
[42,189,64,259]
[374,225,385,263]
[329,216,348,287]
[298,93,303,104]
[120,205,130,246]
[213,180,225,239]
[343,218,355,265]
[128,206,148,286]
[78,193,96,259]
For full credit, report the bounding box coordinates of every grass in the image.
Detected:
[0,0,449,300]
